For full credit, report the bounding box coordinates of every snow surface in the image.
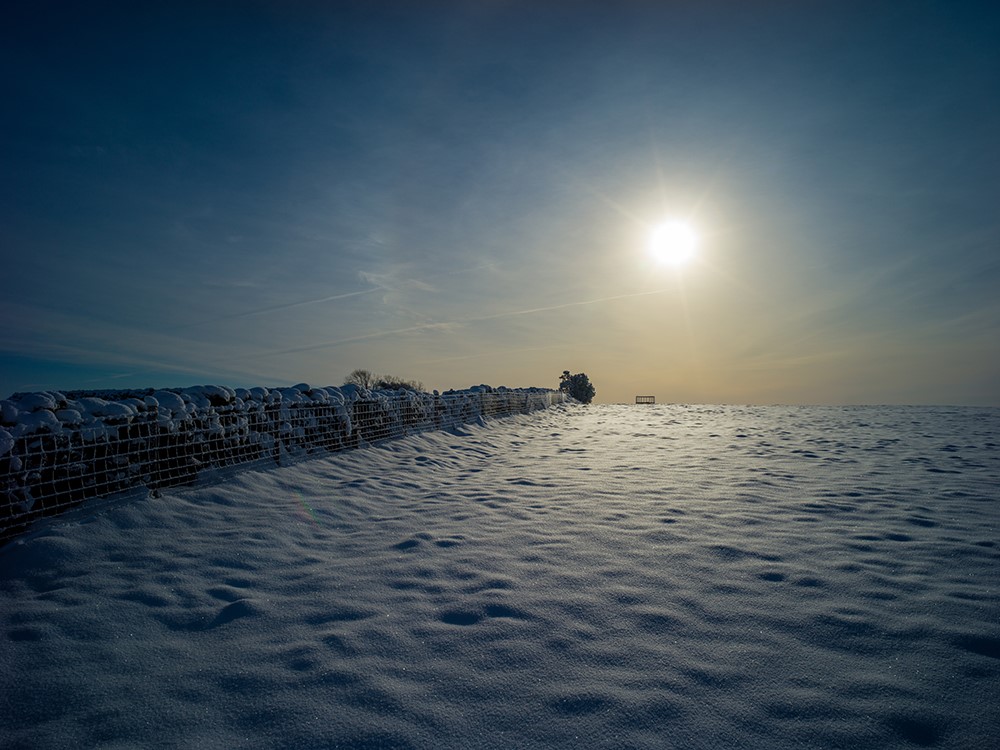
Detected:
[1,404,998,749]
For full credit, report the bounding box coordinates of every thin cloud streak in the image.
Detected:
[0,302,285,386]
[178,288,381,329]
[468,288,669,323]
[416,343,570,365]
[226,322,460,361]
[228,288,671,363]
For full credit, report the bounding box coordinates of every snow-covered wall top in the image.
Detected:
[1,383,555,439]
[1,383,567,543]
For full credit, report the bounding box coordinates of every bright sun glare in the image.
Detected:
[648,221,698,267]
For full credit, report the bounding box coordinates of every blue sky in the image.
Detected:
[2,1,999,404]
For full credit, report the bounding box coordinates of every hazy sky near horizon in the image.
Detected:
[3,1,999,404]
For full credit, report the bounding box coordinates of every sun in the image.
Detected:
[648,220,698,267]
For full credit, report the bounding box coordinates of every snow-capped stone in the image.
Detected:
[16,392,57,411]
[15,410,62,435]
[152,391,187,416]
[56,409,84,426]
[1,401,18,425]
[0,429,14,457]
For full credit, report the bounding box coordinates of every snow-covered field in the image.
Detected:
[2,404,998,749]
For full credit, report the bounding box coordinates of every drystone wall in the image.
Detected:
[0,383,567,543]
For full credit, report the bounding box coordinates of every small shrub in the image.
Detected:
[559,371,595,404]
[374,375,425,392]
[343,369,423,392]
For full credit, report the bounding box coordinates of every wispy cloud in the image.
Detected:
[178,287,381,329]
[358,270,437,294]
[227,287,671,363]
[416,343,570,365]
[467,288,669,323]
[225,322,461,361]
[0,301,286,386]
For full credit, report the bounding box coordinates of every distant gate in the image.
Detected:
[635,395,655,404]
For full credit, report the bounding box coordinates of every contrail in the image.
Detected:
[417,343,570,365]
[233,288,380,317]
[180,288,380,329]
[466,288,669,323]
[228,287,670,362]
[231,322,459,360]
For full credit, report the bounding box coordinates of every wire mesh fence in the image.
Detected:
[1,387,566,543]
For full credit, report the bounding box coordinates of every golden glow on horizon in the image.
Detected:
[648,220,698,267]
